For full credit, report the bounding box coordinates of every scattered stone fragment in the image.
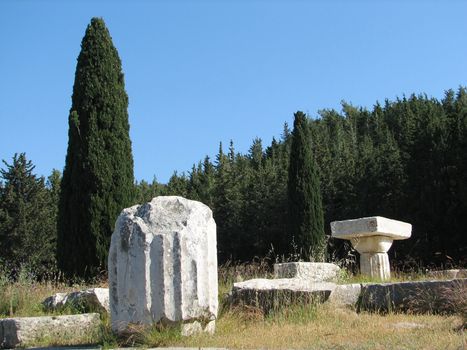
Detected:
[108,196,218,335]
[42,287,109,314]
[328,283,361,309]
[0,313,100,349]
[274,262,341,282]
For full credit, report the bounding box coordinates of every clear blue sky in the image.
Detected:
[1,1,466,183]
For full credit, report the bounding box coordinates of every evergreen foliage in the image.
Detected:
[57,18,134,278]
[154,88,467,267]
[287,112,326,261]
[5,83,464,274]
[0,154,57,279]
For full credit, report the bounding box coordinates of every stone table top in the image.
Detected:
[330,216,412,240]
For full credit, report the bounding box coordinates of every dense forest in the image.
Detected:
[152,89,467,269]
[1,88,466,278]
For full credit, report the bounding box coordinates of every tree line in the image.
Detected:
[155,89,467,269]
[2,90,466,279]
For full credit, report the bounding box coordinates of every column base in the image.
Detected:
[360,252,390,281]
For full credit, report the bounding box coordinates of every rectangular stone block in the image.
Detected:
[274,262,340,282]
[0,313,100,348]
[358,279,467,313]
[231,278,336,314]
[331,216,411,240]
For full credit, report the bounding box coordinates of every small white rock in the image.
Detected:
[328,283,361,308]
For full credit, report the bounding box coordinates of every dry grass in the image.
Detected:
[0,271,108,317]
[173,304,465,350]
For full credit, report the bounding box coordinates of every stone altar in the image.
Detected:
[331,216,411,281]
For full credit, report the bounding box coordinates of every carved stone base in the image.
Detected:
[360,252,390,281]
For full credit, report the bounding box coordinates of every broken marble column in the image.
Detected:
[108,196,218,336]
[331,216,411,281]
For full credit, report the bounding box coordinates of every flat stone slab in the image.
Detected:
[358,278,467,313]
[231,278,466,315]
[0,313,100,348]
[230,278,336,313]
[331,216,412,240]
[274,262,340,282]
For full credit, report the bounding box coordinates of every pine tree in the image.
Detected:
[287,111,326,261]
[0,154,56,279]
[166,171,189,197]
[135,177,163,204]
[57,18,134,278]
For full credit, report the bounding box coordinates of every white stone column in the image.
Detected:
[331,217,411,281]
[108,196,218,335]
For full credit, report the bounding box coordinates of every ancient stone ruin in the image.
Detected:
[274,262,340,282]
[42,288,109,314]
[108,196,218,336]
[230,262,341,313]
[0,314,100,349]
[331,216,412,281]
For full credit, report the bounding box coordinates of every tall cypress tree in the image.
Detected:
[57,18,134,278]
[287,111,325,261]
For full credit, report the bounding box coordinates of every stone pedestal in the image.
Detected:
[351,235,393,280]
[331,216,411,281]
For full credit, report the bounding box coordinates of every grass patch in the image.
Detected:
[0,268,107,318]
[175,304,465,350]
[265,300,318,325]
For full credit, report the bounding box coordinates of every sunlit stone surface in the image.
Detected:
[109,196,218,335]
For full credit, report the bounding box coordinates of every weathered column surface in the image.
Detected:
[331,216,411,281]
[108,196,218,336]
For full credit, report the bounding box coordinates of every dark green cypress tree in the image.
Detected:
[287,111,326,261]
[57,18,134,278]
